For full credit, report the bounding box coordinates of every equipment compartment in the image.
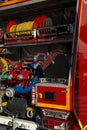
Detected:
[0,0,77,130]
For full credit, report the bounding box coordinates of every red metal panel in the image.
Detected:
[78,0,87,127]
[74,0,87,129]
[36,85,67,109]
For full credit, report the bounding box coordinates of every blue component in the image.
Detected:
[35,115,41,123]
[13,75,39,94]
[27,63,34,69]
[13,84,32,94]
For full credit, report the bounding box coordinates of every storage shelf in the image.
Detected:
[4,36,72,48]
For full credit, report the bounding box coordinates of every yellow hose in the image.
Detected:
[16,21,34,36]
[0,57,8,71]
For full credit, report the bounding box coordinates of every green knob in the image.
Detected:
[18,75,23,80]
[0,75,8,80]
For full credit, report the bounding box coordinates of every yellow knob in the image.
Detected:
[38,93,42,99]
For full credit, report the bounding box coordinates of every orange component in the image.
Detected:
[0,0,28,7]
[42,50,63,70]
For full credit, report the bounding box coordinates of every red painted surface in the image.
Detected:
[74,0,87,129]
[37,86,67,107]
[42,116,70,130]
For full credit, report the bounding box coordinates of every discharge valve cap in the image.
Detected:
[5,88,14,97]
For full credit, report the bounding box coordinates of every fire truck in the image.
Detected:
[0,0,87,130]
